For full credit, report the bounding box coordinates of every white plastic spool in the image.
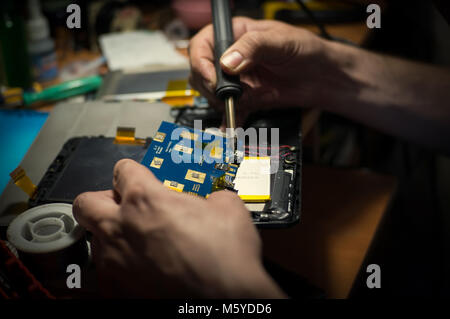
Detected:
[7,203,85,254]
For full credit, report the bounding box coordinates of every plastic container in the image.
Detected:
[26,0,58,82]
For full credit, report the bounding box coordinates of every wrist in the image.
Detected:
[311,39,366,113]
[319,39,383,117]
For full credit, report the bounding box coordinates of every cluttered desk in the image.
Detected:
[0,0,396,299]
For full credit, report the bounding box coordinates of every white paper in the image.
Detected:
[100,31,188,71]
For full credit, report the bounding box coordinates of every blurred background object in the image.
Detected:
[0,0,33,89]
[26,0,58,82]
[172,0,212,30]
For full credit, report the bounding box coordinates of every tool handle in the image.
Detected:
[211,0,242,99]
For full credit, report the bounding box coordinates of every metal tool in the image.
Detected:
[211,0,242,135]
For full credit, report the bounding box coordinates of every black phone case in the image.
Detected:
[29,134,301,228]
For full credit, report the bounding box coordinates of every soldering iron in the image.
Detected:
[211,0,242,143]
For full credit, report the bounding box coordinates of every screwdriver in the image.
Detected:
[211,0,242,141]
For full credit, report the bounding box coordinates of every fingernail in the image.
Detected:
[221,51,244,70]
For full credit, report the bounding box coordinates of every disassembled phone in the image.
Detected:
[30,119,301,227]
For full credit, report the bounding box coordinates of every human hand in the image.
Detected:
[189,17,333,126]
[73,159,285,298]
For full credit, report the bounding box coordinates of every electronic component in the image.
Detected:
[234,157,271,202]
[242,142,302,227]
[266,170,292,219]
[29,113,302,227]
[9,166,37,198]
[141,121,238,197]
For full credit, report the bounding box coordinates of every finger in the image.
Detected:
[189,24,217,89]
[189,71,220,106]
[188,17,260,99]
[73,190,120,235]
[113,159,164,200]
[232,16,284,38]
[220,28,300,75]
[188,17,256,82]
[207,190,244,210]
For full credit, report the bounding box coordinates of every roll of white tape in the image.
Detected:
[7,203,85,254]
[6,203,89,292]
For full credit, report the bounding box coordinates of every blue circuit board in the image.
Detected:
[141,121,239,197]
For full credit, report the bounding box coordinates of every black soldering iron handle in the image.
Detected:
[211,0,242,100]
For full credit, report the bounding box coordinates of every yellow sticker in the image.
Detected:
[114,127,146,145]
[244,156,271,160]
[239,195,271,202]
[163,180,184,192]
[116,127,135,139]
[185,169,206,184]
[161,95,195,107]
[210,147,223,159]
[174,144,193,154]
[154,132,166,143]
[150,157,164,169]
[180,130,198,141]
[165,79,188,98]
[10,166,36,198]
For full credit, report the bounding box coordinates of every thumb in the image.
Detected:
[220,30,288,75]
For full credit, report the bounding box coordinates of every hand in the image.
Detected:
[189,17,332,126]
[73,159,285,298]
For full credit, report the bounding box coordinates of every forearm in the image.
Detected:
[321,40,450,153]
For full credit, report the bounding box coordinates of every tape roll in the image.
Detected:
[7,203,88,289]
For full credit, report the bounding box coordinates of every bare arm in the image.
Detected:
[323,40,450,153]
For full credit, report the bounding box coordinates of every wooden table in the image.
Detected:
[261,165,397,298]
